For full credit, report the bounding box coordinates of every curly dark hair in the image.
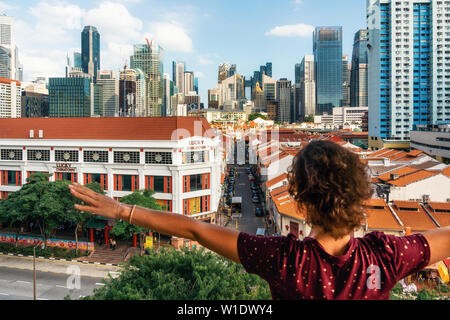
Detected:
[287,140,372,239]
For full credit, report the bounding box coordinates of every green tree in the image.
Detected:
[0,173,102,248]
[303,114,314,123]
[248,113,268,122]
[110,189,162,253]
[82,247,271,300]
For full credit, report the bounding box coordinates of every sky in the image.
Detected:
[1,0,366,104]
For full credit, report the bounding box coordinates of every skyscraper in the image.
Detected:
[218,63,231,83]
[74,52,82,69]
[81,26,100,82]
[184,71,194,93]
[172,61,186,94]
[367,0,450,149]
[119,68,137,117]
[0,78,21,118]
[130,43,164,117]
[350,29,369,108]
[299,55,316,118]
[276,78,291,123]
[295,63,302,84]
[96,70,119,117]
[342,54,351,107]
[0,15,19,80]
[313,26,343,115]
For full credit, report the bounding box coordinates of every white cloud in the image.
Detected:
[265,23,314,38]
[29,1,84,30]
[0,1,16,12]
[194,71,205,79]
[197,55,213,65]
[145,22,193,53]
[294,0,304,4]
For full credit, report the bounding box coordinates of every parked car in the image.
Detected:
[254,207,263,217]
[252,195,260,203]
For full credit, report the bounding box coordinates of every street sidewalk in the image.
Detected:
[0,253,121,279]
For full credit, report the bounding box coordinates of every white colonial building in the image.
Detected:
[0,117,225,223]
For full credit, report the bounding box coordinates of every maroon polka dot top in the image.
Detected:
[237,231,430,300]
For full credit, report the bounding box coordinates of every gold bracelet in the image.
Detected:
[128,205,137,224]
[116,203,122,220]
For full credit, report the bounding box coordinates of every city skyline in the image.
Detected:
[0,0,366,104]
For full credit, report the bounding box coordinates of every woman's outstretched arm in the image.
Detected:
[69,183,241,263]
[422,226,450,265]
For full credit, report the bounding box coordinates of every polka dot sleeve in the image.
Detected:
[384,233,431,281]
[237,232,296,282]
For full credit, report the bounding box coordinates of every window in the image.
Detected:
[153,176,165,193]
[183,196,210,215]
[145,152,172,164]
[114,151,140,164]
[27,149,50,161]
[84,173,108,190]
[114,174,139,191]
[1,171,22,186]
[54,172,77,183]
[1,149,22,161]
[182,151,207,164]
[84,151,108,163]
[55,150,78,162]
[146,176,172,193]
[183,173,210,192]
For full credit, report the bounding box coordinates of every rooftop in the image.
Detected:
[390,200,438,232]
[0,117,216,141]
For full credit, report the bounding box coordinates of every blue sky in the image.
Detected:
[1,0,366,104]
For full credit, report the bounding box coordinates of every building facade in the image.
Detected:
[0,117,224,222]
[313,26,343,115]
[0,78,21,118]
[299,55,316,119]
[0,15,19,81]
[367,0,450,150]
[49,76,92,117]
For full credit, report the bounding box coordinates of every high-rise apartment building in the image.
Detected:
[218,63,231,84]
[0,78,21,118]
[276,78,292,123]
[96,70,118,117]
[134,68,147,117]
[163,74,173,117]
[313,26,343,115]
[299,55,316,118]
[350,29,369,108]
[367,0,450,149]
[262,74,277,103]
[130,43,164,117]
[81,26,100,82]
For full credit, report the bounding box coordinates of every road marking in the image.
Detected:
[37,298,48,300]
[95,283,105,286]
[0,293,9,296]
[55,285,67,289]
[16,280,30,284]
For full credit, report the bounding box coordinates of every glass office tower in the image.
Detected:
[81,26,100,82]
[350,29,369,108]
[49,77,92,117]
[313,26,343,115]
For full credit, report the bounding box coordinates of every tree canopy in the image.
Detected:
[110,189,162,239]
[82,247,271,300]
[0,173,103,245]
[303,114,315,123]
[248,113,268,122]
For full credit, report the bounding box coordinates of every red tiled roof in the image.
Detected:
[442,166,450,178]
[265,173,288,188]
[364,198,403,231]
[391,201,438,232]
[0,117,215,141]
[0,77,21,86]
[426,203,450,227]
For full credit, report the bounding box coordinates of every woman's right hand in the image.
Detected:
[69,183,123,220]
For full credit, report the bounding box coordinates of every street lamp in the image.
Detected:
[33,241,44,300]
